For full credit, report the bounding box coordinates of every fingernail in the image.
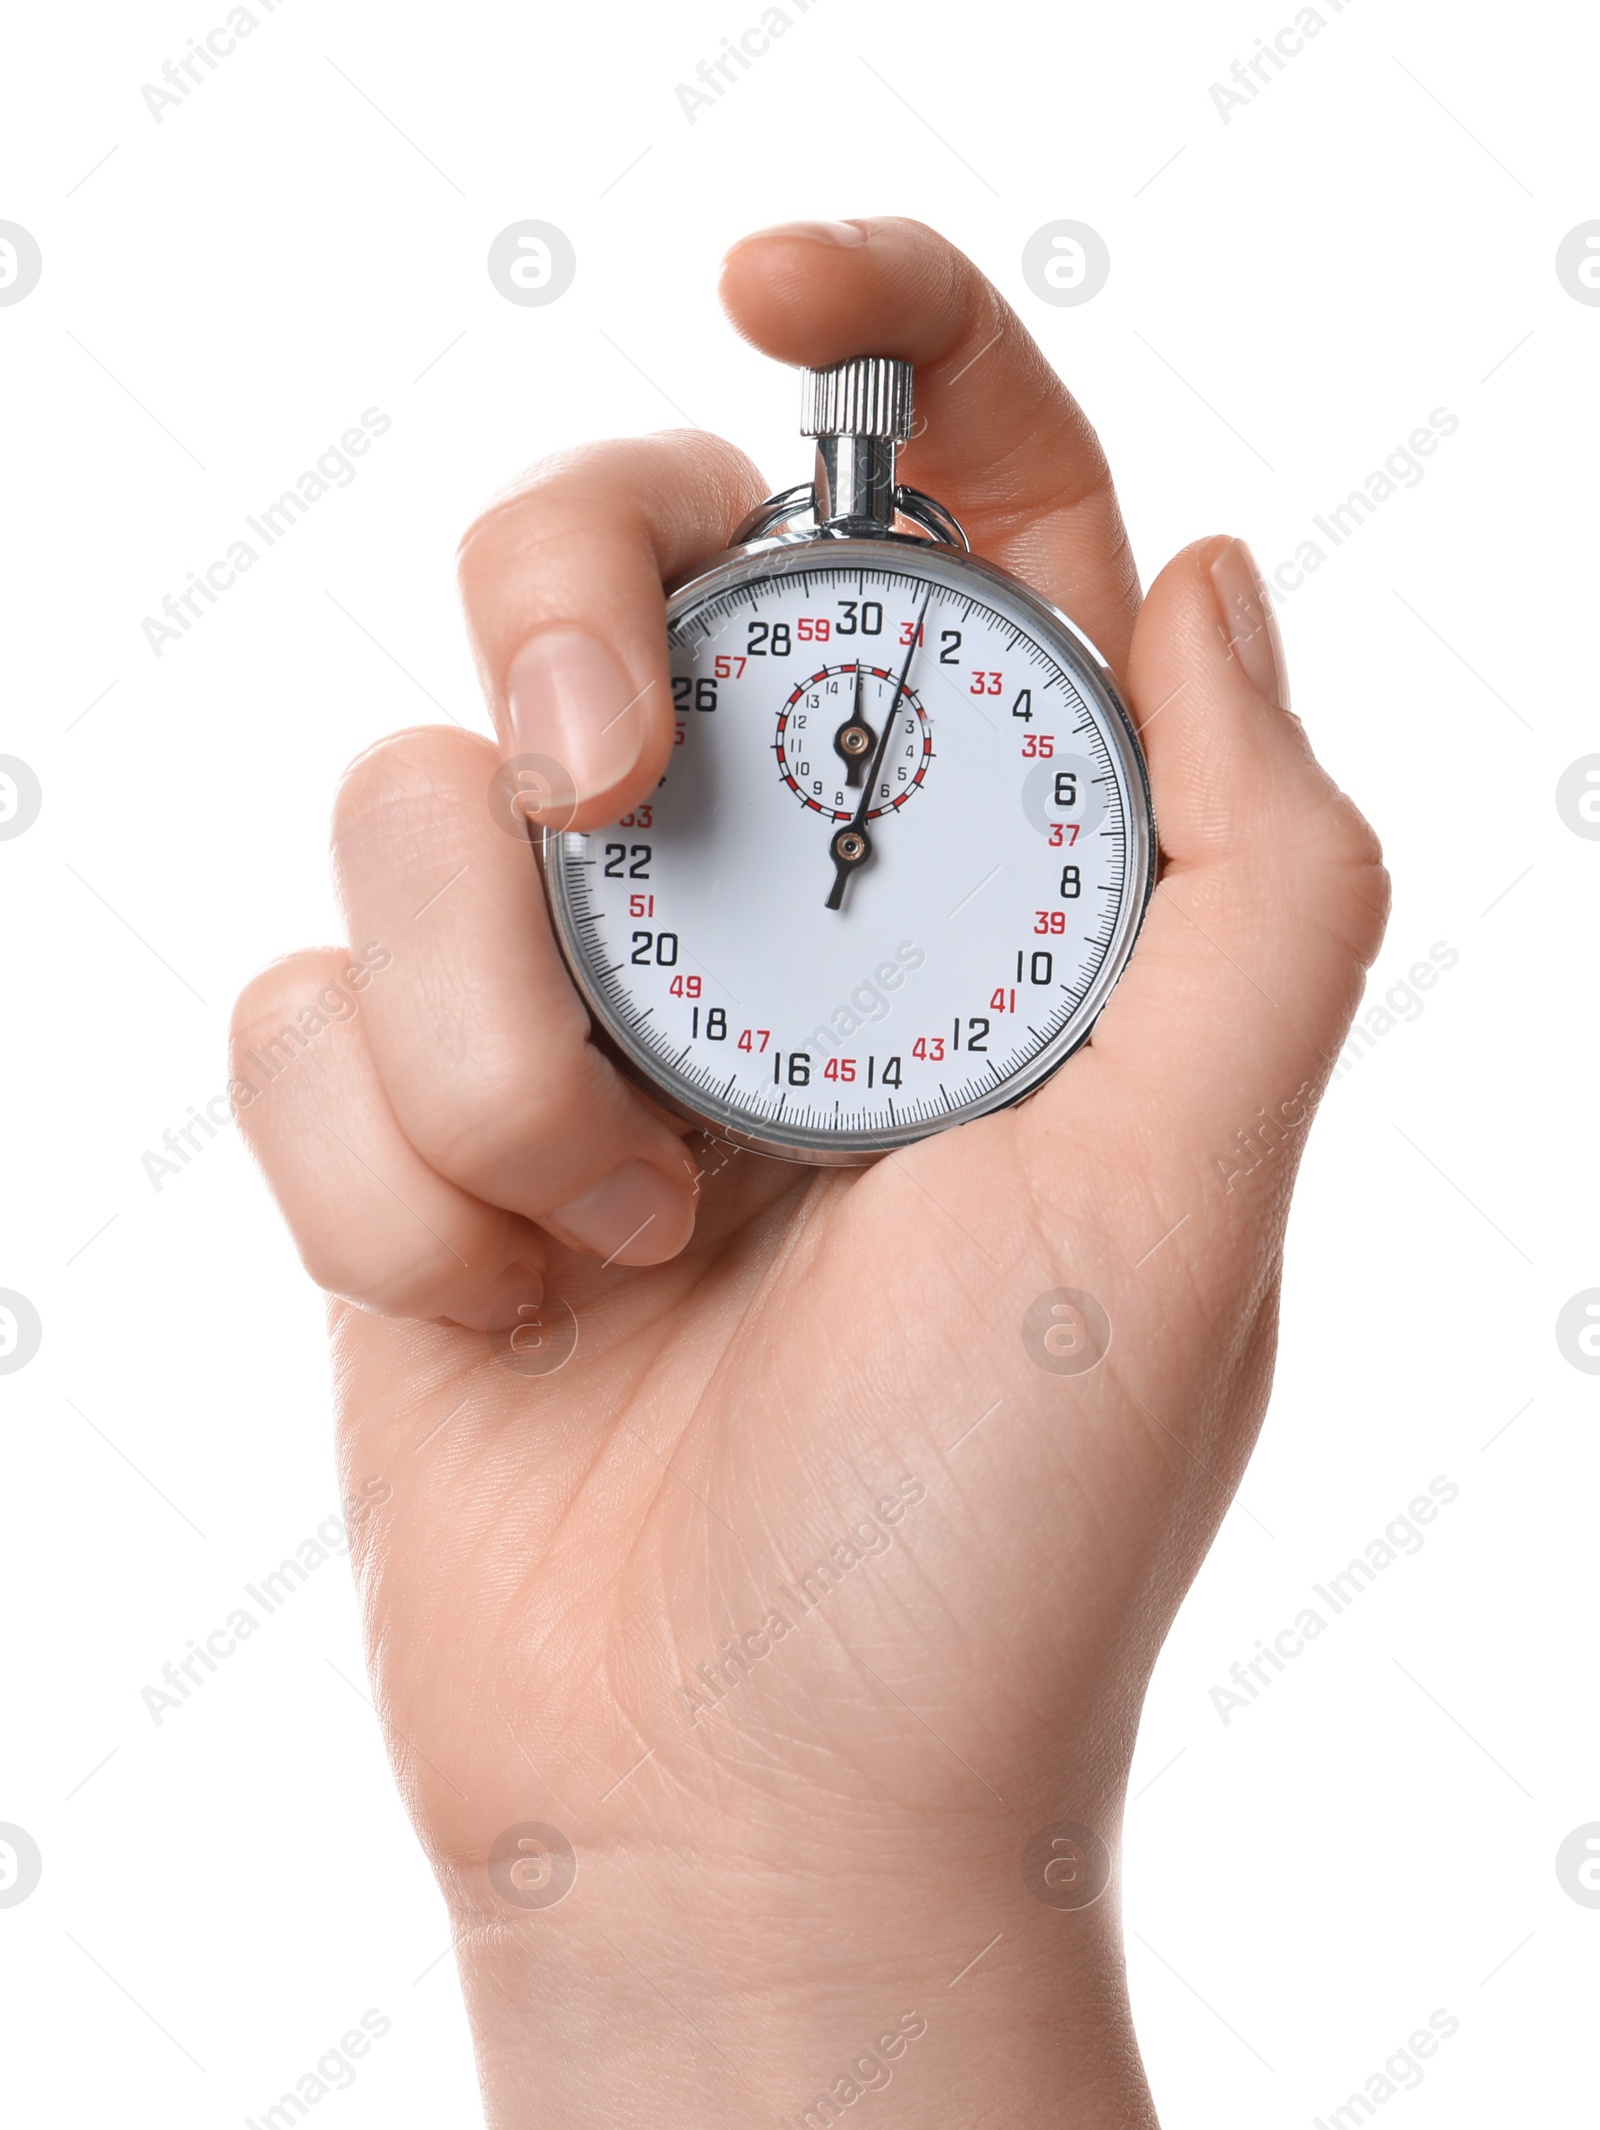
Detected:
[544,1159,696,1267]
[1210,539,1289,713]
[725,218,867,257]
[505,630,648,809]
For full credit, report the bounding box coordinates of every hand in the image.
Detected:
[231,216,1387,2129]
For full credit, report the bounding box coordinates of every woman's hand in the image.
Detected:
[231,217,1387,2129]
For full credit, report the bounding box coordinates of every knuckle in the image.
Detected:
[455,432,762,595]
[1316,787,1387,874]
[455,439,643,577]
[304,1236,459,1319]
[414,1035,613,1186]
[1297,793,1391,966]
[231,948,346,1049]
[334,727,494,840]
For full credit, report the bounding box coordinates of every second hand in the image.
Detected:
[824,587,932,912]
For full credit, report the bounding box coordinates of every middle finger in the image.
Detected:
[333,724,700,1266]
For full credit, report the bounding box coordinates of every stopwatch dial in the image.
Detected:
[546,552,1151,1160]
[775,664,932,820]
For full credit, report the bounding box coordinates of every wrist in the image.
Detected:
[447,1833,1156,2129]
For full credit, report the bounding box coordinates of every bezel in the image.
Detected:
[541,533,1156,1167]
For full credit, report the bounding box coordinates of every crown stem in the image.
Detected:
[812,434,895,527]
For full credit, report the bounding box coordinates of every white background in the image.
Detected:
[2,0,1595,2122]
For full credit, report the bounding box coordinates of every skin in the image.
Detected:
[231,218,1388,2127]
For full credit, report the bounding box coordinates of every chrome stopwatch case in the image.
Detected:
[541,356,1155,1165]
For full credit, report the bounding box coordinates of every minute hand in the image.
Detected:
[824,587,932,911]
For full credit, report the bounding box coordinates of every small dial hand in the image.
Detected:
[833,665,873,788]
[825,590,932,911]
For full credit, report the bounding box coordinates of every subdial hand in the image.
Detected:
[825,589,932,911]
[833,664,874,789]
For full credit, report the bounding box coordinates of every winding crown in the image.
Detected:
[800,357,914,441]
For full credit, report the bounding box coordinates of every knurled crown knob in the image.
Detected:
[800,357,913,441]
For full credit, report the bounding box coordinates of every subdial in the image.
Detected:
[774,663,932,820]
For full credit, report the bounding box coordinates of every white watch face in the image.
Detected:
[545,540,1153,1162]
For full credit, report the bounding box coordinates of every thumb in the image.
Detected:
[1037,535,1390,1186]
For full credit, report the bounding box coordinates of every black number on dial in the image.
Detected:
[672,676,718,712]
[603,843,653,879]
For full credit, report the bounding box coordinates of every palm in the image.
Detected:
[332,801,1376,1885]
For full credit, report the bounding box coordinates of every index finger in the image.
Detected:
[718,216,1140,673]
[455,430,765,830]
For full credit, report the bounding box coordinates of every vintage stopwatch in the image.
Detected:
[541,356,1155,1165]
